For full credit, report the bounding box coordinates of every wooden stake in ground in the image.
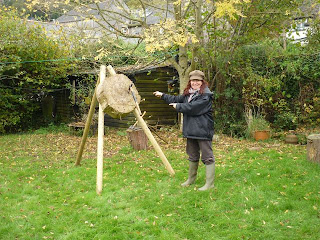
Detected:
[96,65,106,195]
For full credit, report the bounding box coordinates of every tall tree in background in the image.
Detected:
[23,0,308,94]
[203,0,305,93]
[21,0,243,93]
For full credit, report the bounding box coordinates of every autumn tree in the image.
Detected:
[23,0,309,97]
[23,0,211,92]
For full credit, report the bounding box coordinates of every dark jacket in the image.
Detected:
[161,87,214,141]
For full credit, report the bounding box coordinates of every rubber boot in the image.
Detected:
[181,161,199,187]
[198,163,215,191]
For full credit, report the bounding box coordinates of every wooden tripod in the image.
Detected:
[75,65,175,195]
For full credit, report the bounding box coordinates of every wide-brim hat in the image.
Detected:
[189,70,205,81]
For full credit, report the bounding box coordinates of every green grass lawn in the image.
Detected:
[0,127,319,239]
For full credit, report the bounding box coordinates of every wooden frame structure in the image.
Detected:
[75,65,175,195]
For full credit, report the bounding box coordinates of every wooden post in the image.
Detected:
[307,134,320,165]
[133,108,175,176]
[107,65,116,76]
[96,65,106,195]
[75,80,100,166]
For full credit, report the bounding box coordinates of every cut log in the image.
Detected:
[307,134,320,164]
[126,126,148,150]
[96,74,141,119]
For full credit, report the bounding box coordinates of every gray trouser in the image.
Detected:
[186,138,215,165]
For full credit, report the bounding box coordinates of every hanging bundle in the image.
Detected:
[96,73,141,119]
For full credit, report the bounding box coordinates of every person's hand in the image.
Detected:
[169,103,177,109]
[153,91,163,98]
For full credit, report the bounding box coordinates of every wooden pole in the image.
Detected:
[75,79,100,166]
[133,108,175,176]
[107,65,116,76]
[96,65,106,195]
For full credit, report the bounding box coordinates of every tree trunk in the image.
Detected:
[307,134,320,164]
[166,46,190,129]
[178,46,190,94]
[191,0,204,71]
[126,127,148,150]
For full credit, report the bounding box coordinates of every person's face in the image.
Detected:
[190,79,203,90]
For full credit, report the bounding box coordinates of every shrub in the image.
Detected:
[0,9,73,133]
[273,111,298,130]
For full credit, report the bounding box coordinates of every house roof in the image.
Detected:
[56,0,129,23]
[56,0,174,27]
[297,0,320,18]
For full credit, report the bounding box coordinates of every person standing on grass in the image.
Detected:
[153,70,215,191]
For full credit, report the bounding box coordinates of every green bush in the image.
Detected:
[0,9,73,133]
[222,40,320,132]
[273,111,298,130]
